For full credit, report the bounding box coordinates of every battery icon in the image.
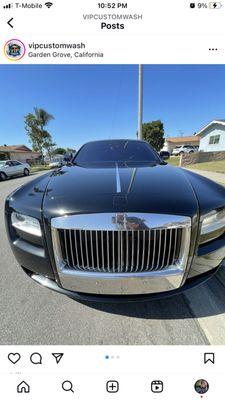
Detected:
[209,2,222,8]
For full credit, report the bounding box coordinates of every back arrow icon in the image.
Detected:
[7,18,13,28]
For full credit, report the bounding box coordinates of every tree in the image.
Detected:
[43,135,56,160]
[53,147,67,155]
[24,107,55,160]
[141,120,165,151]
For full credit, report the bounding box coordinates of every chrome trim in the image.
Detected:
[115,163,121,193]
[51,213,190,231]
[90,230,94,267]
[152,230,156,270]
[69,230,75,267]
[147,230,151,268]
[166,229,172,267]
[107,231,110,270]
[51,213,191,295]
[156,229,162,269]
[85,230,89,269]
[80,230,84,267]
[141,230,145,271]
[161,229,167,270]
[49,267,186,296]
[172,228,177,264]
[126,230,129,272]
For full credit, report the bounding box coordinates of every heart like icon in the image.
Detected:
[8,353,21,364]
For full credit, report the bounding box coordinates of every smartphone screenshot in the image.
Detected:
[0,0,225,398]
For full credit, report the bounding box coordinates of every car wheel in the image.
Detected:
[24,168,30,176]
[189,150,194,153]
[179,151,184,155]
[0,172,7,181]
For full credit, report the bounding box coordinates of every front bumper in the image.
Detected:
[52,267,184,296]
[6,209,225,300]
[26,264,221,303]
[13,234,225,301]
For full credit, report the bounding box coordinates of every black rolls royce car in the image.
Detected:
[5,139,225,302]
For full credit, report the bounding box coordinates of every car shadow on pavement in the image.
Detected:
[76,270,225,320]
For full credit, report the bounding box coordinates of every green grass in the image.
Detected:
[186,160,225,174]
[167,156,180,167]
[30,165,52,173]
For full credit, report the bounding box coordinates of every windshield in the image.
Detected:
[74,140,160,165]
[0,161,6,166]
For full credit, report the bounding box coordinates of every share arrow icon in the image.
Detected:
[52,353,64,364]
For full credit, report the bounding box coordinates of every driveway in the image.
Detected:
[0,173,225,345]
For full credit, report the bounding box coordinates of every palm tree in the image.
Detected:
[25,107,55,161]
[33,107,54,131]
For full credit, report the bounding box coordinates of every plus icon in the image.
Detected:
[106,380,119,393]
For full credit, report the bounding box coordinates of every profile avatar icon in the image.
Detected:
[194,379,209,394]
[4,39,26,61]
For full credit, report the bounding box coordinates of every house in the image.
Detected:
[0,144,40,162]
[162,136,200,154]
[195,119,225,152]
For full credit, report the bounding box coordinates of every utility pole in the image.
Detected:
[138,64,143,140]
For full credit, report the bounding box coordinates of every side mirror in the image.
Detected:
[159,151,170,160]
[64,153,73,163]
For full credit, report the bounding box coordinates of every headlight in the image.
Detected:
[200,208,225,244]
[11,212,42,237]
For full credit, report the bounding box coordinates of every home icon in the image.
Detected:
[17,381,30,394]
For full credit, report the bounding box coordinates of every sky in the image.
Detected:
[0,64,225,150]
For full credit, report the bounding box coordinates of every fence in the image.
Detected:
[180,151,225,167]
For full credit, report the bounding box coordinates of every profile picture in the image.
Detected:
[194,379,209,394]
[4,39,26,61]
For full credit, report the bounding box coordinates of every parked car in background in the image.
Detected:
[5,139,225,302]
[49,160,66,169]
[0,160,30,181]
[172,145,198,156]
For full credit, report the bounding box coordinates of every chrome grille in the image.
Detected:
[51,213,192,295]
[57,226,183,273]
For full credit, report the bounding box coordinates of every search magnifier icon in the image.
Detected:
[62,380,74,393]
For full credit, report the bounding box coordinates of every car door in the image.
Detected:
[12,161,24,175]
[4,161,17,176]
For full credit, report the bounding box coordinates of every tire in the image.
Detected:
[23,168,30,176]
[179,151,184,155]
[0,172,7,181]
[189,150,194,153]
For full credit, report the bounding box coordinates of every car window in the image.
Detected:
[75,140,160,164]
[11,161,21,166]
[5,161,13,167]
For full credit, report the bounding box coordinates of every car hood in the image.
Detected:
[42,163,199,218]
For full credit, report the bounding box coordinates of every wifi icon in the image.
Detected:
[45,2,53,8]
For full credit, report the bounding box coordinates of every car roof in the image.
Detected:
[0,159,21,161]
[83,139,147,145]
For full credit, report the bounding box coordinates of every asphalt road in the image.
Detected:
[1,173,225,345]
